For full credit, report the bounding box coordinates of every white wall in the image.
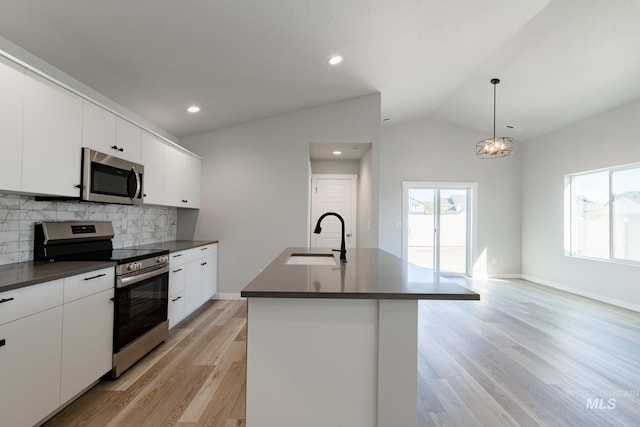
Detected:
[379,118,522,276]
[310,159,360,174]
[358,146,375,248]
[178,94,380,295]
[522,99,640,311]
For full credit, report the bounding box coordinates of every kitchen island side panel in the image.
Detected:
[246,298,378,427]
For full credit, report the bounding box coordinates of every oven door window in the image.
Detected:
[114,272,168,352]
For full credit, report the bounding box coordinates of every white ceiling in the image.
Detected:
[0,0,638,141]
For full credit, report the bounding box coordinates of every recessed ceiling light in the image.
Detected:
[328,56,343,66]
[332,151,342,155]
[187,105,200,113]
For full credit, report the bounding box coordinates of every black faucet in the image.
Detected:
[313,212,347,263]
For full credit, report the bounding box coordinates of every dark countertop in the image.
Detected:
[132,240,218,253]
[241,247,480,300]
[0,260,116,293]
[0,240,217,294]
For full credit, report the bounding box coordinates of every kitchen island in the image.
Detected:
[241,247,479,427]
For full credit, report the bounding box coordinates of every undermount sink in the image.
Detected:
[285,253,337,265]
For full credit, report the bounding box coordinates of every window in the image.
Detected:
[566,164,640,263]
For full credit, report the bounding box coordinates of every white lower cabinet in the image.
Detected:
[0,266,114,426]
[0,279,64,427]
[0,305,63,427]
[61,287,114,403]
[202,250,218,300]
[168,243,218,329]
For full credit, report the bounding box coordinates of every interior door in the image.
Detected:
[310,175,357,249]
[403,183,474,276]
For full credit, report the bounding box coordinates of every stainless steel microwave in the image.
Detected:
[81,148,144,205]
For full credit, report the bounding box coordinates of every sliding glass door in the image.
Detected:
[403,182,475,276]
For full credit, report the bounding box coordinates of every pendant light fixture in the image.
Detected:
[476,78,513,159]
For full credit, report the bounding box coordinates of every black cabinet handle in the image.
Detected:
[84,273,106,281]
[0,339,5,347]
[171,296,182,302]
[111,145,118,150]
[0,297,15,304]
[172,254,183,258]
[201,247,208,251]
[118,148,124,152]
[181,199,188,203]
[201,262,207,266]
[75,184,82,189]
[172,268,183,273]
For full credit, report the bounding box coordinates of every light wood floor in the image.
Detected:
[45,300,247,427]
[45,279,640,427]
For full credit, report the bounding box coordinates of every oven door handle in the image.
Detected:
[117,265,169,288]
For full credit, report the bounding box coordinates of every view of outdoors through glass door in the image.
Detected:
[406,185,470,275]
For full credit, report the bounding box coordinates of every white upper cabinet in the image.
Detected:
[115,117,142,163]
[164,145,201,208]
[140,131,165,205]
[0,56,25,192]
[82,102,141,163]
[22,70,83,197]
[82,101,117,154]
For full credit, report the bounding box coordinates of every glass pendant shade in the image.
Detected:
[476,78,513,159]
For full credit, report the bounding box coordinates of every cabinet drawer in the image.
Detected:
[197,244,217,257]
[169,265,186,295]
[0,280,63,326]
[168,292,185,329]
[170,250,189,267]
[63,267,115,303]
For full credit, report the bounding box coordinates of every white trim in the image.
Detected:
[212,293,244,300]
[487,273,523,279]
[522,274,640,313]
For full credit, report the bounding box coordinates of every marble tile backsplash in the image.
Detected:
[0,192,177,266]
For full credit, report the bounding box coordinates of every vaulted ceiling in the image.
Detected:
[0,0,638,141]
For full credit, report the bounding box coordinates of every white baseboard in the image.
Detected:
[522,274,640,313]
[487,273,522,279]
[212,293,244,300]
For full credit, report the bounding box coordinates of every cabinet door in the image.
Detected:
[201,253,217,300]
[0,306,63,427]
[115,117,141,163]
[82,101,117,155]
[163,145,185,207]
[184,153,201,208]
[198,244,217,301]
[140,131,165,205]
[0,56,25,192]
[164,146,201,208]
[184,260,203,316]
[61,288,114,403]
[22,71,83,197]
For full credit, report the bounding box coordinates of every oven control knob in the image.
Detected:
[128,263,135,271]
[137,262,143,270]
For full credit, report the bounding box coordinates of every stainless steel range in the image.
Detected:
[34,221,169,378]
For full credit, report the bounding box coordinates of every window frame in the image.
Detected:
[565,162,640,266]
